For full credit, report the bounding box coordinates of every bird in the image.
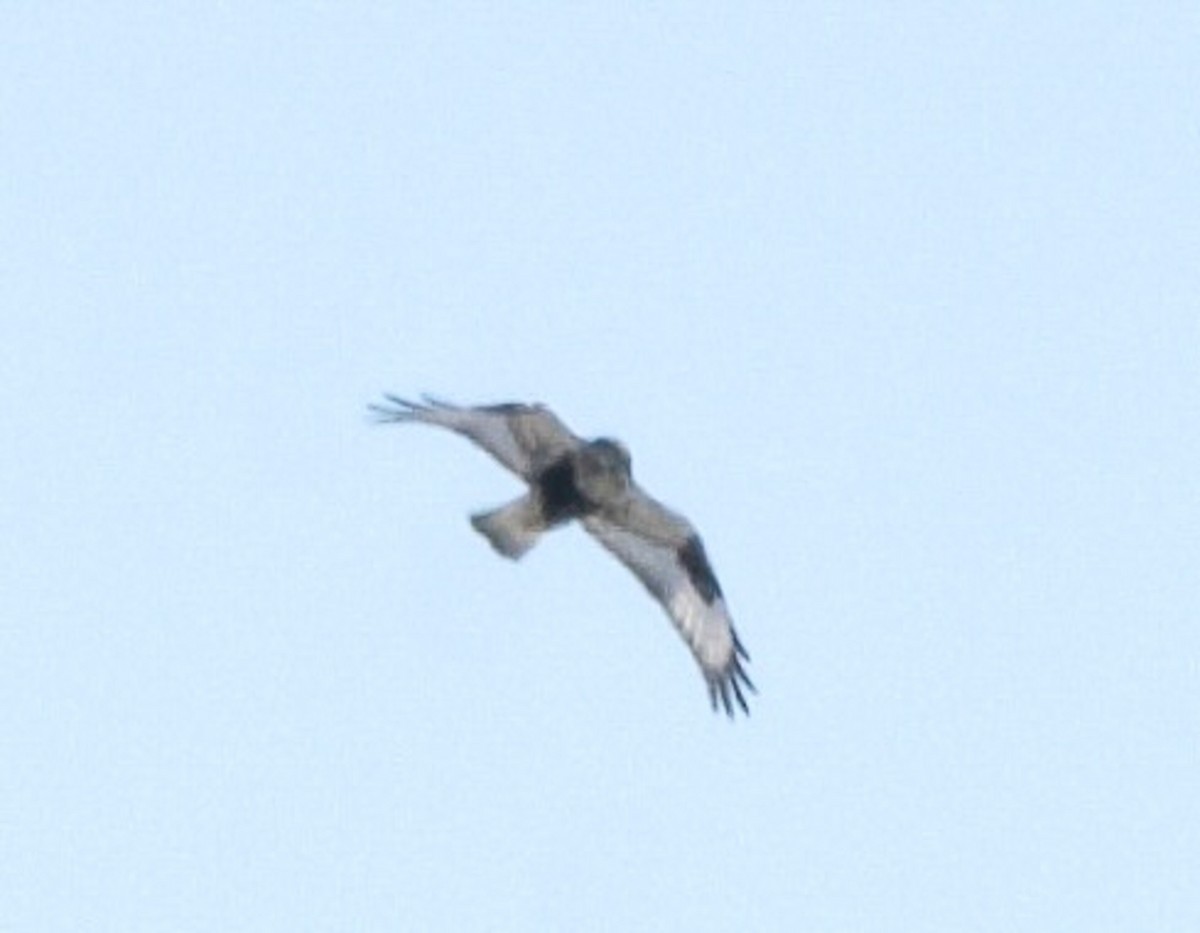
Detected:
[368,394,755,716]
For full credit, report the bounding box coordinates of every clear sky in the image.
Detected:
[3,5,1197,931]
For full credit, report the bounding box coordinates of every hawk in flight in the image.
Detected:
[369,395,755,716]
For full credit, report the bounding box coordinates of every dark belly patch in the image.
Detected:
[536,455,588,525]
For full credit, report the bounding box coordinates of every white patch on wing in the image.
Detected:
[371,393,754,714]
[583,516,737,678]
[668,590,735,669]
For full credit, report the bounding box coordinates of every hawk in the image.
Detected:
[369,395,755,716]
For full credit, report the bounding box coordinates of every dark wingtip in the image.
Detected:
[734,663,756,695]
[708,670,754,719]
[707,649,756,719]
[731,676,750,715]
[367,403,398,421]
[368,394,430,424]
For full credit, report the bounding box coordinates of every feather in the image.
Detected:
[371,394,755,716]
[369,395,580,479]
[583,509,755,716]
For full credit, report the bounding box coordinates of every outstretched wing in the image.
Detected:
[369,394,581,480]
[583,488,755,716]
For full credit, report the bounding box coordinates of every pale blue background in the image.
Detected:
[2,5,1197,931]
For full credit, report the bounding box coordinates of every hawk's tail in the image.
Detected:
[470,495,544,560]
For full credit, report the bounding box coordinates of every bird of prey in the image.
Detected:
[369,394,755,716]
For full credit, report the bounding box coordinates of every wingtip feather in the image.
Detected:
[707,653,755,719]
[717,681,733,717]
[368,394,426,423]
[731,677,750,715]
[420,392,456,409]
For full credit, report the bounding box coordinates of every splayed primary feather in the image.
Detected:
[370,394,755,717]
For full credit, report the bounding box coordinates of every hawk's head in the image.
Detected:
[575,438,632,506]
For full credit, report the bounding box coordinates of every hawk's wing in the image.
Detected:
[369,394,581,480]
[583,488,755,716]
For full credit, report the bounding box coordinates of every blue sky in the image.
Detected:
[2,4,1197,931]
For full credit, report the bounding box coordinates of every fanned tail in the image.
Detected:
[469,495,544,560]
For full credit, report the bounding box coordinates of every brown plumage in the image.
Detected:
[369,395,755,716]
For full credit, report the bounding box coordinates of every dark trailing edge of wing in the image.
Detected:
[478,402,533,415]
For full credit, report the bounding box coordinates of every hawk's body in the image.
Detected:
[370,395,755,716]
